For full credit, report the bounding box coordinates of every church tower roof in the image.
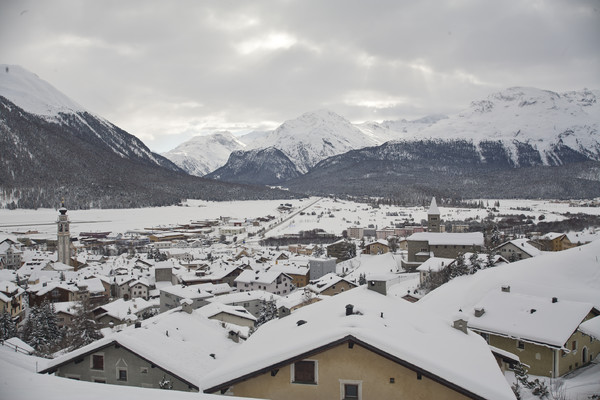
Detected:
[427,197,440,215]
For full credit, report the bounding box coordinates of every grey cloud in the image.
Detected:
[1,0,598,152]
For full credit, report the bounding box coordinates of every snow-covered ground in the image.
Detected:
[1,198,599,240]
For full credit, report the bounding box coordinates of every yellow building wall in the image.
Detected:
[222,342,471,400]
[487,311,600,377]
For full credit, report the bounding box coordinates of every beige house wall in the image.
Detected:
[321,281,356,296]
[220,342,472,400]
[209,312,255,328]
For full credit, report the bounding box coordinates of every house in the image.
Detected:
[404,232,484,270]
[0,281,25,322]
[197,303,257,328]
[308,258,336,280]
[202,288,515,400]
[305,273,358,296]
[38,307,243,391]
[270,262,310,288]
[93,297,158,327]
[362,239,389,255]
[207,290,281,319]
[495,238,543,262]
[415,257,455,285]
[52,301,79,328]
[159,284,214,313]
[0,238,23,269]
[467,286,600,377]
[194,265,245,287]
[28,281,87,307]
[234,270,293,296]
[534,232,576,252]
[128,279,150,300]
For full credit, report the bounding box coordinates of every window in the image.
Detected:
[340,380,362,400]
[118,369,127,381]
[292,360,317,384]
[572,341,577,351]
[344,384,359,399]
[480,333,490,344]
[517,340,525,350]
[140,367,148,374]
[91,354,104,370]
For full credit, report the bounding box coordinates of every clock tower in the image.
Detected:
[57,201,72,266]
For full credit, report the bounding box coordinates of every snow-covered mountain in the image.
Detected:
[355,114,449,143]
[0,65,296,209]
[162,131,246,176]
[206,147,301,185]
[0,65,174,168]
[407,87,600,165]
[245,110,381,173]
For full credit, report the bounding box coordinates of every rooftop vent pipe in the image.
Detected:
[346,304,354,316]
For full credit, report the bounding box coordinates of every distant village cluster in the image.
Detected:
[1,198,599,399]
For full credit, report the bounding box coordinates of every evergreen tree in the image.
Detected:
[19,302,63,355]
[256,297,278,327]
[0,311,17,340]
[469,252,481,275]
[358,273,367,285]
[450,253,468,278]
[66,297,102,351]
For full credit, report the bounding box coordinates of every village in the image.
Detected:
[1,197,600,399]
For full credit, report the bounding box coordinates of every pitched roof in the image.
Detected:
[416,257,455,272]
[408,232,484,246]
[427,196,440,215]
[39,308,241,388]
[468,289,596,348]
[202,288,514,400]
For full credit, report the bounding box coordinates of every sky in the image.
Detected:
[1,0,599,153]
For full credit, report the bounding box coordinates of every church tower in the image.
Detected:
[427,197,441,233]
[57,201,72,266]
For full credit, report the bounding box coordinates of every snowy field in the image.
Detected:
[1,197,599,239]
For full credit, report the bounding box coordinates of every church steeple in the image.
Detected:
[57,199,72,266]
[427,197,441,233]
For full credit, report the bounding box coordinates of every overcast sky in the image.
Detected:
[1,0,599,153]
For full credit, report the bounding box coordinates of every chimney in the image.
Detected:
[474,307,485,317]
[181,298,194,314]
[501,285,510,293]
[552,297,558,303]
[346,304,354,316]
[453,319,468,334]
[228,330,240,343]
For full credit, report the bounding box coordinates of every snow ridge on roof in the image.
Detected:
[202,288,514,400]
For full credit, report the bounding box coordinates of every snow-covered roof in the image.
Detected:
[197,303,256,322]
[468,289,595,348]
[201,288,515,400]
[408,232,484,246]
[160,284,214,300]
[579,316,600,340]
[95,298,157,321]
[40,307,242,389]
[418,240,600,321]
[497,238,543,257]
[416,257,455,272]
[207,290,280,305]
[234,269,289,284]
[427,197,440,215]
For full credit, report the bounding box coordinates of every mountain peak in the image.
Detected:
[0,64,86,117]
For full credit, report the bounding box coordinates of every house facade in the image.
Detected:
[0,281,25,321]
[207,338,479,400]
[468,288,600,377]
[404,232,484,270]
